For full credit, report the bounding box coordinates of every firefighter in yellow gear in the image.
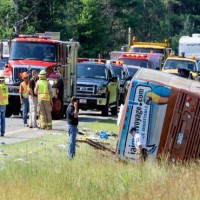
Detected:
[34,70,52,130]
[0,77,8,137]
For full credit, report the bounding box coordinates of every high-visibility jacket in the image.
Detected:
[0,84,8,105]
[20,81,29,98]
[38,80,50,101]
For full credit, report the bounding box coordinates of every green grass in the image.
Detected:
[0,119,200,200]
[81,118,119,133]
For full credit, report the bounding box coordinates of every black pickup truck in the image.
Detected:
[77,60,119,116]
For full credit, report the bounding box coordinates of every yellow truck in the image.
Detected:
[129,37,172,65]
[162,54,200,81]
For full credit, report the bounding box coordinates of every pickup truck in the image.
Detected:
[77,59,119,116]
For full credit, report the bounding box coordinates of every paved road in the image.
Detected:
[0,110,117,145]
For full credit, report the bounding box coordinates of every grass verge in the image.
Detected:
[0,119,200,200]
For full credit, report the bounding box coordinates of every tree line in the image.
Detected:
[0,0,199,58]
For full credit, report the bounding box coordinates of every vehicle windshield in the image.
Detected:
[119,58,148,68]
[0,57,9,69]
[112,66,124,79]
[164,59,196,72]
[127,67,139,77]
[78,63,107,79]
[131,47,164,54]
[10,41,56,62]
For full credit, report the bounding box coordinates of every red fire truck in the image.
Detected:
[2,34,79,119]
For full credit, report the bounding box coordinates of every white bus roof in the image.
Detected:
[134,68,200,94]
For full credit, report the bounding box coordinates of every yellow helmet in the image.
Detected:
[39,70,46,76]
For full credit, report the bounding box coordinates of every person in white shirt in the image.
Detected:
[129,127,148,161]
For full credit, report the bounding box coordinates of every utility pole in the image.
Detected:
[128,27,132,48]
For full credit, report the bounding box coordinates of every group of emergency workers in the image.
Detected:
[0,69,53,137]
[19,69,53,130]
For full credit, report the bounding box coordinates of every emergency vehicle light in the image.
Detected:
[77,58,89,62]
[123,54,147,59]
[94,59,106,63]
[18,34,51,40]
[77,58,106,63]
[112,60,124,66]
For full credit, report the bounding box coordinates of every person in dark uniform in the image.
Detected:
[66,97,79,160]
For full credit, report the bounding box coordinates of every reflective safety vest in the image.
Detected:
[38,80,50,101]
[21,81,29,98]
[0,84,8,105]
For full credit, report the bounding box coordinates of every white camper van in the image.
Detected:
[179,34,200,61]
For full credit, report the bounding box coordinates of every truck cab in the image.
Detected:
[2,34,79,118]
[162,55,199,81]
[118,53,155,69]
[77,58,119,116]
[129,37,172,65]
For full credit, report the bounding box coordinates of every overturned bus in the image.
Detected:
[117,68,200,162]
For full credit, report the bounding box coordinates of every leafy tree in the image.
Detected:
[0,0,15,38]
[77,0,109,57]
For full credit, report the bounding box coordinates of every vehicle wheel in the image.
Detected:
[101,98,109,116]
[111,96,119,116]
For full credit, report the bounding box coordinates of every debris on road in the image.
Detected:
[57,144,67,151]
[39,141,46,146]
[77,137,116,155]
[16,158,30,164]
[50,132,64,136]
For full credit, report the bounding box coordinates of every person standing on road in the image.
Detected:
[34,70,52,130]
[66,97,79,160]
[29,70,39,129]
[19,72,29,127]
[0,77,8,137]
[129,127,148,162]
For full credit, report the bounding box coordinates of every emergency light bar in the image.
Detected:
[122,54,148,59]
[111,60,124,66]
[77,58,89,62]
[18,34,52,40]
[77,58,106,63]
